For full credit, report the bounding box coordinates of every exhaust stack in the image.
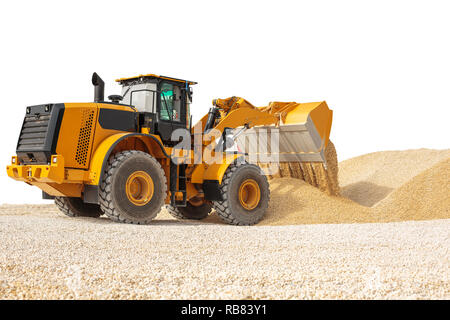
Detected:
[92,72,105,102]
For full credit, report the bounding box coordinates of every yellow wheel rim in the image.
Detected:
[188,197,204,207]
[125,171,154,206]
[238,179,261,210]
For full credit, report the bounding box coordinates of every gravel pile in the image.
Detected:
[0,148,448,299]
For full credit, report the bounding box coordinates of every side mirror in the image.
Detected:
[188,87,193,102]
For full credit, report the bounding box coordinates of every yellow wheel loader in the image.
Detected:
[6,73,336,225]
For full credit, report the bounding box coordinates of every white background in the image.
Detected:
[0,0,448,204]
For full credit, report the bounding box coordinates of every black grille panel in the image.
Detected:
[17,114,50,151]
[16,104,65,164]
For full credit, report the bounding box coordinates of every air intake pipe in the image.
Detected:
[92,72,105,102]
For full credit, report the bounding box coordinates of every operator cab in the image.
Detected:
[115,74,196,144]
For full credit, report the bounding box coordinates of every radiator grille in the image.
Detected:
[75,110,95,166]
[17,114,51,152]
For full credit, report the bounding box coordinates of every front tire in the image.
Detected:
[55,197,103,218]
[213,162,270,225]
[99,150,167,224]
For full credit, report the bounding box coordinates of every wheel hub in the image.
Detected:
[125,171,154,206]
[238,179,261,210]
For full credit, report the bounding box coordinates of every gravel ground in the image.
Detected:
[0,208,448,299]
[1,149,448,299]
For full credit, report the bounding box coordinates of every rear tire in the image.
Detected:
[213,162,270,225]
[55,197,103,218]
[166,201,212,220]
[99,150,167,224]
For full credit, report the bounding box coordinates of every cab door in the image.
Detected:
[156,81,187,143]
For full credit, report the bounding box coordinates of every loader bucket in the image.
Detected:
[235,101,340,195]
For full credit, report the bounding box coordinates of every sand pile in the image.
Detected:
[339,149,450,204]
[375,157,450,221]
[259,148,450,226]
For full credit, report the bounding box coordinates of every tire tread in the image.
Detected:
[213,161,270,226]
[99,150,167,224]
